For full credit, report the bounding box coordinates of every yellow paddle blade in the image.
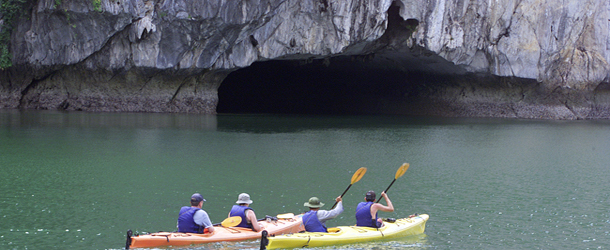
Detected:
[350,167,367,184]
[277,213,294,219]
[221,216,242,227]
[395,163,409,179]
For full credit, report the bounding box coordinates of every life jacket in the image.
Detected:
[302,210,327,232]
[229,205,253,228]
[177,206,204,233]
[355,202,380,228]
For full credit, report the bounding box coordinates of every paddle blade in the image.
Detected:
[395,163,409,179]
[221,216,242,227]
[350,167,367,184]
[277,213,295,219]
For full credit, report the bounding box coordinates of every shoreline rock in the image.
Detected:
[1,0,609,119]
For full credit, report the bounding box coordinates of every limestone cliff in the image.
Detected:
[1,0,609,119]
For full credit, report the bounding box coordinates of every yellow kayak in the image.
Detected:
[261,214,429,249]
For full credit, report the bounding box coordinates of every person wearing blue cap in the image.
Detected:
[177,193,215,233]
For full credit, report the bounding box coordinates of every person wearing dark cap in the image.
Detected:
[228,193,264,231]
[355,190,394,228]
[302,196,343,232]
[177,193,215,233]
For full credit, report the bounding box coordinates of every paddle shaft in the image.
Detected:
[330,167,367,209]
[331,184,352,209]
[376,178,397,203]
[375,163,409,203]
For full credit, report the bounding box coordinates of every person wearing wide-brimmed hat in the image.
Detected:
[177,193,215,233]
[302,196,343,232]
[228,193,264,231]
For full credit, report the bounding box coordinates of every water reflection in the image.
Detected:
[0,109,217,130]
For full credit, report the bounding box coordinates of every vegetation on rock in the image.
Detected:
[0,0,27,69]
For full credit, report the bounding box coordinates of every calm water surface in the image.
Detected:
[1,110,609,249]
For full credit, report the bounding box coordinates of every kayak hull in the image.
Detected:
[127,214,304,249]
[265,214,429,249]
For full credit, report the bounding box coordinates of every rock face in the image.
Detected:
[1,0,609,119]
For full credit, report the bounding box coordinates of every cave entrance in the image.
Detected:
[217,2,426,115]
[217,57,414,115]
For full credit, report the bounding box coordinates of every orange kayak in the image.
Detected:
[126,213,304,249]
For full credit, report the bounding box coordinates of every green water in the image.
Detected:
[1,110,609,249]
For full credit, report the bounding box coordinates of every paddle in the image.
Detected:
[276,213,294,219]
[376,163,409,203]
[255,213,294,223]
[213,216,242,227]
[331,167,367,209]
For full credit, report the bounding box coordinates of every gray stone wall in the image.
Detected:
[1,0,609,118]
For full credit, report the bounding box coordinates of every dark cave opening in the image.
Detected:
[217,2,427,115]
[217,58,415,115]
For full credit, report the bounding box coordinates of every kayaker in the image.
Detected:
[355,190,394,228]
[228,193,264,231]
[302,196,343,232]
[177,193,215,234]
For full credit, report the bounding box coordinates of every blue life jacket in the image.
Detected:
[177,206,204,233]
[229,205,253,228]
[355,202,380,228]
[302,210,327,232]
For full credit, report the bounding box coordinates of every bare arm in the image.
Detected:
[246,210,263,232]
[371,192,394,216]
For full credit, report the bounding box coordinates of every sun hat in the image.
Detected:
[236,193,253,204]
[304,197,324,208]
[191,193,206,203]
